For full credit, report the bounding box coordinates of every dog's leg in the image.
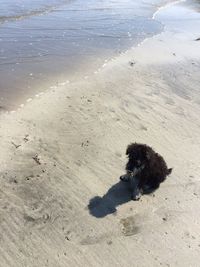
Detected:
[130,176,141,201]
[120,166,143,182]
[142,182,160,194]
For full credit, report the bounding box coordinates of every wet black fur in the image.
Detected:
[125,143,172,193]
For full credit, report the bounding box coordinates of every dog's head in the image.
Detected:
[126,143,152,170]
[120,143,152,182]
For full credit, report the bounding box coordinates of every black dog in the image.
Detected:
[120,143,172,200]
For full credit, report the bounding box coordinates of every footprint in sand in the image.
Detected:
[120,216,140,236]
[24,213,51,226]
[140,124,148,131]
[80,233,115,246]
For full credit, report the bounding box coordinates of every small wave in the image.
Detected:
[0,0,72,24]
[0,9,51,23]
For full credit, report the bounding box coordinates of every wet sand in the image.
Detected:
[0,1,200,266]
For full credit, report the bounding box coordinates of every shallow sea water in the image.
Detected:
[0,0,179,110]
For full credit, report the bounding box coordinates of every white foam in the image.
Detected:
[58,80,70,86]
[152,0,186,20]
[58,82,66,86]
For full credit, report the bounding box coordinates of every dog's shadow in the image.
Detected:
[88,180,132,218]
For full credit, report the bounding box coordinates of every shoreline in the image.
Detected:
[152,0,186,19]
[0,0,177,112]
[0,1,200,266]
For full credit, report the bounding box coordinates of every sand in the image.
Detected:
[1,3,200,267]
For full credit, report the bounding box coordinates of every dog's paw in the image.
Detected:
[120,175,130,182]
[131,192,141,201]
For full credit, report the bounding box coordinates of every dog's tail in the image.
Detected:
[167,168,173,175]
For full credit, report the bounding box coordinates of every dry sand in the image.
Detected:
[1,5,200,267]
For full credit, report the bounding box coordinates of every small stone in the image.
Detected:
[129,61,135,66]
[32,154,41,165]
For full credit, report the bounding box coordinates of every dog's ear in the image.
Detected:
[167,168,173,175]
[126,144,134,156]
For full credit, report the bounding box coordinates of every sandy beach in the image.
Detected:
[1,1,200,266]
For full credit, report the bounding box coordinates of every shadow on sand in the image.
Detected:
[88,180,132,218]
